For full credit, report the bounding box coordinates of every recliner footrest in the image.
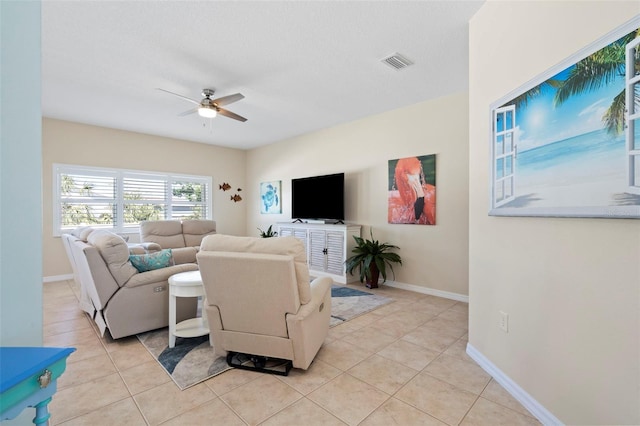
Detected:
[226,352,293,376]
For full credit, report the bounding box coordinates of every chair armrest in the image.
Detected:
[124,263,198,288]
[171,247,198,265]
[290,276,332,321]
[286,276,333,369]
[310,276,332,304]
[128,242,162,254]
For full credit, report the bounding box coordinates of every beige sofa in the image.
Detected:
[197,234,332,370]
[139,220,216,264]
[62,229,198,339]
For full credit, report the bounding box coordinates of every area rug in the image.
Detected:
[137,285,393,389]
[329,284,393,326]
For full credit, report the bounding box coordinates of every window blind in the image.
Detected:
[54,164,212,235]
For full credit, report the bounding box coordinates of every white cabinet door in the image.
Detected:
[325,231,345,276]
[308,229,327,272]
[278,227,293,237]
[307,230,345,276]
[279,227,308,252]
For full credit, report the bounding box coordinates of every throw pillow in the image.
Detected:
[129,249,173,273]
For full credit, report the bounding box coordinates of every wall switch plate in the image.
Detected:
[499,311,509,332]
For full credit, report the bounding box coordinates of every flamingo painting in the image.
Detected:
[388,155,436,225]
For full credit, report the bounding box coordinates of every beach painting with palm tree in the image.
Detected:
[490,17,640,218]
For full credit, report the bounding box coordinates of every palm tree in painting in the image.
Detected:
[507,80,561,109]
[553,29,640,135]
[503,29,640,135]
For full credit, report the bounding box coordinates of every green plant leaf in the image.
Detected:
[344,228,402,283]
[258,224,277,238]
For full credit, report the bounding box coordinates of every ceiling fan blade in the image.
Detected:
[156,88,200,105]
[178,107,198,117]
[212,93,244,107]
[218,108,247,122]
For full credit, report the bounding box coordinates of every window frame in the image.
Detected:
[53,163,213,236]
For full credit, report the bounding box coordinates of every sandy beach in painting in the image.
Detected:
[499,129,639,209]
[514,176,627,208]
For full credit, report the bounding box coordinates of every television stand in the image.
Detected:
[292,219,344,225]
[276,222,362,284]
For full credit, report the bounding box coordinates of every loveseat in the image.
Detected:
[62,229,198,339]
[139,220,216,264]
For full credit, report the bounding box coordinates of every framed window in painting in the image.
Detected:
[489,16,640,218]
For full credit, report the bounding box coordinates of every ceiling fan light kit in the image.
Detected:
[157,87,247,122]
[198,106,217,118]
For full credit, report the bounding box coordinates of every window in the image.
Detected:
[54,164,212,235]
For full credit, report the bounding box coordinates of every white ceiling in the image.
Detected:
[42,1,484,150]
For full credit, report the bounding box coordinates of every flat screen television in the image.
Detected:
[291,173,344,222]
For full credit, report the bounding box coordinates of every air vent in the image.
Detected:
[381,53,413,70]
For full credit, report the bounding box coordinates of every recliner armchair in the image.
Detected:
[197,234,332,370]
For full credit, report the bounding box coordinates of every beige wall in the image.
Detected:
[246,93,470,297]
[43,118,247,277]
[469,2,640,424]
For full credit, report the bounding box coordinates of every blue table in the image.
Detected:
[1,347,75,425]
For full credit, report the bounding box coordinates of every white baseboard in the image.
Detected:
[383,280,469,303]
[43,274,73,283]
[466,343,563,426]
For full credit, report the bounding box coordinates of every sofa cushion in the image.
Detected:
[182,220,216,247]
[200,234,312,304]
[129,249,173,272]
[140,220,186,248]
[88,230,138,286]
[71,226,94,241]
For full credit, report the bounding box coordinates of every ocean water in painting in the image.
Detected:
[516,129,626,188]
[500,126,639,208]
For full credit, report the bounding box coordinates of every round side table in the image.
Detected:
[168,270,209,348]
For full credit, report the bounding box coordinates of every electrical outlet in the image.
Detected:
[499,311,509,332]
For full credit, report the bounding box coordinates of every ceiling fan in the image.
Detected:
[157,88,247,122]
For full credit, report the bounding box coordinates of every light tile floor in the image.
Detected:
[43,280,541,426]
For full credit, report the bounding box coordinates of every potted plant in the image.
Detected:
[344,229,402,289]
[257,225,278,238]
